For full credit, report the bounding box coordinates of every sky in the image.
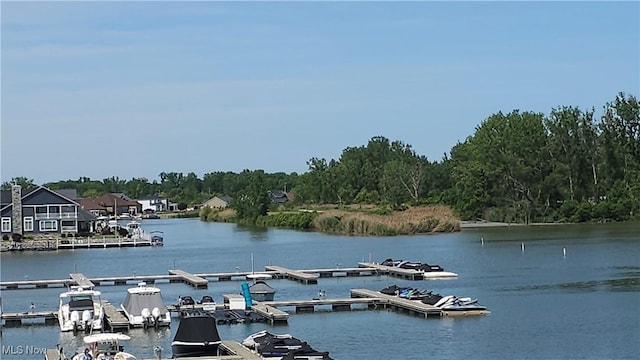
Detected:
[1,1,639,185]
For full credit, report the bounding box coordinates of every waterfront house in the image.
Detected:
[0,185,97,237]
[201,195,232,209]
[138,196,168,212]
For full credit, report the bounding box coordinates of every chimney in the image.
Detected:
[11,185,23,235]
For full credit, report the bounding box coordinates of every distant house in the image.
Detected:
[78,198,108,217]
[269,190,290,204]
[201,195,232,209]
[138,196,167,212]
[84,193,142,216]
[1,185,96,236]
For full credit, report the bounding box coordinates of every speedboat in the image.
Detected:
[171,310,221,358]
[381,258,458,278]
[242,330,333,359]
[58,286,104,334]
[197,295,217,311]
[121,282,171,329]
[71,333,136,360]
[249,280,277,302]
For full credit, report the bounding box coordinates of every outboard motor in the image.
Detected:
[152,307,161,329]
[82,310,92,332]
[70,310,80,334]
[141,307,151,329]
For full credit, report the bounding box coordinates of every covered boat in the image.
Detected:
[249,280,277,302]
[171,310,221,358]
[121,282,171,328]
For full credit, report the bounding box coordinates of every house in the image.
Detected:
[201,195,232,209]
[86,193,142,216]
[77,198,108,217]
[269,190,290,204]
[138,196,168,212]
[1,185,97,237]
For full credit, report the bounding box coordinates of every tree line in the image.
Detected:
[3,92,638,224]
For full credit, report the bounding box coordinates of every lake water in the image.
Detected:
[0,219,638,359]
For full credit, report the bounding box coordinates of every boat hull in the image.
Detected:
[171,342,220,358]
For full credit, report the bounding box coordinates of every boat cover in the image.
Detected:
[122,292,168,316]
[173,310,221,344]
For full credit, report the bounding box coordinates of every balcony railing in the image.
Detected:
[34,213,77,220]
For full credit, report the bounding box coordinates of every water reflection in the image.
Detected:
[502,276,640,293]
[233,224,269,241]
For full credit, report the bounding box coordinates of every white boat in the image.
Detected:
[126,221,144,239]
[58,286,104,334]
[71,333,137,360]
[121,282,171,328]
[118,213,132,220]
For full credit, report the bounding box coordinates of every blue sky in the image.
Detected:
[1,1,638,185]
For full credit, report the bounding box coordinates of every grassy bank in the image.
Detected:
[200,204,461,236]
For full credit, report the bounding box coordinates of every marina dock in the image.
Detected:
[168,269,209,289]
[1,262,456,291]
[350,288,491,317]
[101,300,130,331]
[263,265,319,284]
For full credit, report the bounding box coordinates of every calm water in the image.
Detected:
[0,219,638,359]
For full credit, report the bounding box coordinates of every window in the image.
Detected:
[24,217,34,232]
[1,217,11,232]
[39,220,58,231]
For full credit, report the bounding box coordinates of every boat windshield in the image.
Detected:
[69,296,94,310]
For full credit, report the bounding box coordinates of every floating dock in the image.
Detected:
[1,262,458,290]
[357,262,458,280]
[350,288,491,317]
[101,300,130,331]
[264,265,319,284]
[168,269,208,289]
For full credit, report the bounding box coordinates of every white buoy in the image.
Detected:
[563,247,567,258]
[481,237,484,246]
[521,242,525,252]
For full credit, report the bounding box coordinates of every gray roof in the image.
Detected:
[56,189,78,200]
[77,207,98,222]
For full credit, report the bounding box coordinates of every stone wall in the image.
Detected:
[11,184,22,235]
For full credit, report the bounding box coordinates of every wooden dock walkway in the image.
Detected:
[101,300,130,331]
[264,265,319,284]
[1,310,58,327]
[69,273,95,289]
[44,348,66,360]
[258,297,380,313]
[250,303,290,324]
[168,269,208,289]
